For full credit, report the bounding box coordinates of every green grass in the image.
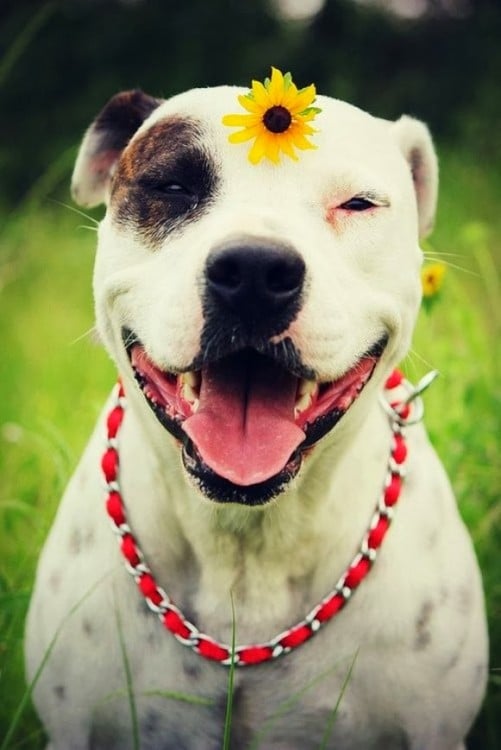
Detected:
[0,149,500,747]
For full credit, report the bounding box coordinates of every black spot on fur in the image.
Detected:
[48,570,61,592]
[69,527,95,554]
[414,599,434,651]
[474,662,487,686]
[53,684,66,701]
[456,585,472,615]
[69,528,82,554]
[182,656,202,679]
[141,709,161,738]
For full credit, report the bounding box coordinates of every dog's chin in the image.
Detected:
[181,441,303,506]
[122,328,387,506]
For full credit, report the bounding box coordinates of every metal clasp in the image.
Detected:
[380,370,439,426]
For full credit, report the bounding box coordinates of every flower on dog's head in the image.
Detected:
[222,67,321,165]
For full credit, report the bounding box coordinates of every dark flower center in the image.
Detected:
[263,105,292,134]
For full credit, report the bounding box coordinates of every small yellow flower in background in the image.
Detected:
[421,262,446,298]
[222,67,321,165]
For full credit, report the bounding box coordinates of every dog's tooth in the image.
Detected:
[182,382,199,405]
[297,378,317,398]
[294,392,312,416]
[181,371,200,388]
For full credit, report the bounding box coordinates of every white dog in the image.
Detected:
[25,79,488,750]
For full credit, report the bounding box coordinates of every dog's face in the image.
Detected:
[72,86,438,505]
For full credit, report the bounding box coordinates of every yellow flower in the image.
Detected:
[421,262,446,298]
[222,67,321,164]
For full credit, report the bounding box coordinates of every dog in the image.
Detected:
[25,81,488,750]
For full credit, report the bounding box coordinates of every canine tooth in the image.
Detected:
[297,378,317,398]
[295,392,313,416]
[182,383,199,404]
[181,371,200,388]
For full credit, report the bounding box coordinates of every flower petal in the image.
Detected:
[289,130,317,151]
[264,134,281,163]
[251,80,272,109]
[289,84,317,114]
[248,132,272,164]
[281,82,299,110]
[237,94,264,114]
[278,134,299,161]
[268,67,285,104]
[228,124,263,143]
[222,113,261,127]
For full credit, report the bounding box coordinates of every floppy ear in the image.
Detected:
[391,115,439,239]
[71,89,161,207]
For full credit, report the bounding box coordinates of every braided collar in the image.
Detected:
[101,369,435,667]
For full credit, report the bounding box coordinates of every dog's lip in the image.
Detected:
[122,327,387,501]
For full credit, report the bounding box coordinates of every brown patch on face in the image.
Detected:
[111,116,219,246]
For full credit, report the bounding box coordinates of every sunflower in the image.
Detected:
[222,67,321,164]
[421,262,446,298]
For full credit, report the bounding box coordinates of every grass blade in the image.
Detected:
[0,573,109,750]
[113,595,140,750]
[317,649,358,750]
[0,3,57,88]
[222,592,237,750]
[248,656,350,750]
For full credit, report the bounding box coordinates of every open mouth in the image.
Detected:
[124,329,387,505]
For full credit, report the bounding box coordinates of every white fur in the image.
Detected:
[25,86,487,750]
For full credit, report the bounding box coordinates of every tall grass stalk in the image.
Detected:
[318,650,358,750]
[222,593,237,750]
[0,3,56,88]
[0,575,109,750]
[114,595,140,750]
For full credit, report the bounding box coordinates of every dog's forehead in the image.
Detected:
[131,86,401,177]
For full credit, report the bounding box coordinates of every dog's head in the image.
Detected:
[72,85,438,506]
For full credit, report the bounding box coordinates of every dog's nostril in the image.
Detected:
[205,239,305,321]
[267,259,303,295]
[207,257,242,291]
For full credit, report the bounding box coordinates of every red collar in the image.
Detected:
[102,369,432,667]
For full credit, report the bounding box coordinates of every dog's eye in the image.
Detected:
[339,196,376,212]
[159,182,187,194]
[141,179,199,212]
[150,181,192,197]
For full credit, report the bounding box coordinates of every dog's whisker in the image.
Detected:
[77,224,99,233]
[423,255,479,277]
[422,251,465,258]
[68,326,99,347]
[405,347,437,374]
[50,199,100,226]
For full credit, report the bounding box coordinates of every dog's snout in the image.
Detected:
[205,239,305,324]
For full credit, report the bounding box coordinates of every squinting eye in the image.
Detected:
[339,196,376,211]
[155,182,190,195]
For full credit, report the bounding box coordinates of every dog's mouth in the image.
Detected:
[124,330,387,505]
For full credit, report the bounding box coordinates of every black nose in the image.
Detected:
[205,238,305,326]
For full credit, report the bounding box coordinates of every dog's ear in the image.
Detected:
[391,116,438,239]
[71,89,161,207]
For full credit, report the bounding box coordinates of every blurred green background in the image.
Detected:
[0,0,500,748]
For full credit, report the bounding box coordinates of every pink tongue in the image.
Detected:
[182,355,305,486]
